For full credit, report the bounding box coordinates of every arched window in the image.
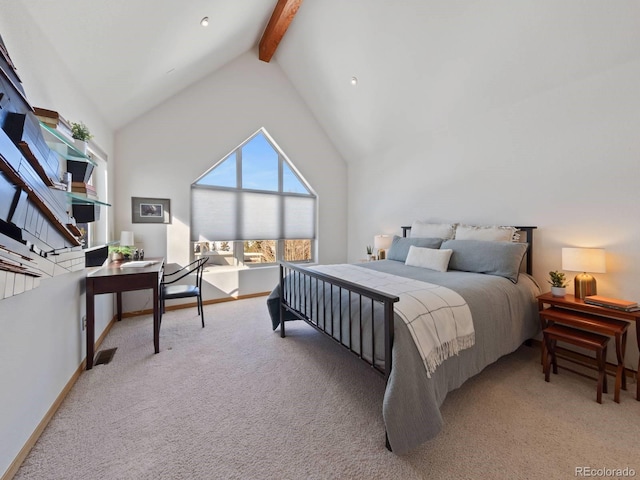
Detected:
[190,128,316,266]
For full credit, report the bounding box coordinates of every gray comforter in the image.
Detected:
[267,260,541,455]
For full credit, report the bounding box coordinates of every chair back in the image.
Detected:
[160,257,209,327]
[161,257,209,287]
[194,256,208,289]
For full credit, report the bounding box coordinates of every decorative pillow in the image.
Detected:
[405,246,453,272]
[441,239,528,283]
[454,224,520,242]
[387,236,444,262]
[410,221,457,240]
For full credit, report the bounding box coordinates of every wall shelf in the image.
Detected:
[39,121,97,166]
[66,192,111,207]
[39,122,109,223]
[66,193,110,223]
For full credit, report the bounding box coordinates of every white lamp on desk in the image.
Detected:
[562,247,606,299]
[120,231,134,247]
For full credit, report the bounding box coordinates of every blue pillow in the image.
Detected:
[441,239,528,283]
[387,236,443,262]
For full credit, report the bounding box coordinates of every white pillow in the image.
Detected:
[454,224,519,242]
[405,246,453,272]
[410,221,457,240]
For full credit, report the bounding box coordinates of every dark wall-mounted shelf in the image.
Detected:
[66,191,110,224]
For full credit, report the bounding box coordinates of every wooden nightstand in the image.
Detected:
[538,292,640,403]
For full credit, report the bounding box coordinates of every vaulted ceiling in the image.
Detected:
[15,0,282,130]
[12,1,640,162]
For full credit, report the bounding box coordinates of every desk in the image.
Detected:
[538,292,640,402]
[85,258,164,370]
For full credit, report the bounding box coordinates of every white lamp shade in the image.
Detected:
[562,247,606,273]
[120,231,135,246]
[374,235,393,250]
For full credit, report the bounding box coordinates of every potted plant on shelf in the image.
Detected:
[70,121,93,154]
[548,270,569,297]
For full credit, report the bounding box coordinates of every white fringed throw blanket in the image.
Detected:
[311,264,474,377]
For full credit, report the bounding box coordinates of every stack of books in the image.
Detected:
[34,107,59,128]
[584,295,639,312]
[71,181,97,198]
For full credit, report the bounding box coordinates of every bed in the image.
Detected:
[267,224,541,454]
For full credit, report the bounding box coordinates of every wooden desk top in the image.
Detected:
[87,258,164,278]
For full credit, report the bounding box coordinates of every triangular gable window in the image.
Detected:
[196,152,237,188]
[191,128,316,242]
[283,161,308,194]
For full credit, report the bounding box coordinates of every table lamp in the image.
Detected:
[120,231,134,247]
[561,247,606,299]
[374,235,393,260]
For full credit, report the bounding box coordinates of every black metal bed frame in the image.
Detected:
[279,226,536,380]
[279,262,400,379]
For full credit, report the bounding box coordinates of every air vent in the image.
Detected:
[93,347,117,366]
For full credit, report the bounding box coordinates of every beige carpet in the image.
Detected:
[14,296,640,480]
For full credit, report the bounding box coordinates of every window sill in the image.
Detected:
[203,262,315,274]
[203,263,277,274]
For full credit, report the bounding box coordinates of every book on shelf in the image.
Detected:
[71,182,97,196]
[584,295,638,311]
[33,106,59,128]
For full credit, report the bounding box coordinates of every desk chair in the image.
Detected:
[161,257,208,327]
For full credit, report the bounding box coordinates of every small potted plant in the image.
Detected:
[108,246,132,262]
[70,121,93,154]
[548,270,569,297]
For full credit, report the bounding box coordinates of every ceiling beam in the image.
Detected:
[259,0,303,62]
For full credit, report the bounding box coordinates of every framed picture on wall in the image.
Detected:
[131,197,171,224]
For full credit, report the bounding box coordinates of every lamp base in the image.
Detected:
[378,249,386,260]
[574,273,597,299]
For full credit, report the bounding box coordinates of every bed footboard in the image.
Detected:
[279,262,399,379]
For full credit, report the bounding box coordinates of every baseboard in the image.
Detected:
[2,314,117,480]
[120,291,270,318]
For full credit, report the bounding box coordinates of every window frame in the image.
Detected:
[191,128,316,267]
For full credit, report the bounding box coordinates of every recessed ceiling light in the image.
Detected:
[200,17,209,27]
[350,76,358,86]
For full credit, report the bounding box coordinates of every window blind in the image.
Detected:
[191,186,316,241]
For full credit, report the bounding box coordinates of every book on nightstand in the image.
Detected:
[584,295,639,311]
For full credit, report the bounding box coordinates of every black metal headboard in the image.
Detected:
[401,225,537,276]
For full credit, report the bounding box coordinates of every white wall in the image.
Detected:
[0,5,115,477]
[347,46,640,368]
[114,51,347,311]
